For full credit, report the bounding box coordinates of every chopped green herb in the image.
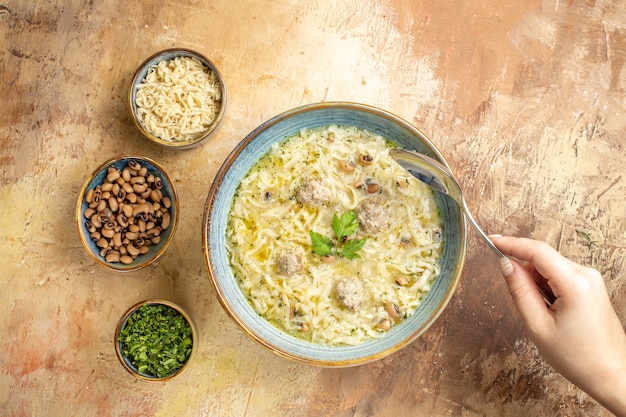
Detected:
[120,303,193,378]
[310,210,366,260]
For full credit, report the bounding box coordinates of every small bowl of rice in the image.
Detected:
[129,48,227,149]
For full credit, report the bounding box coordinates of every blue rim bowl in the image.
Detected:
[76,155,179,272]
[202,102,467,367]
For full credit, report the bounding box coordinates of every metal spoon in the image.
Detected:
[390,148,556,305]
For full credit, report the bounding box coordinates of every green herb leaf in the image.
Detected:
[310,210,366,260]
[332,210,359,241]
[120,304,193,378]
[310,231,334,256]
[340,238,367,260]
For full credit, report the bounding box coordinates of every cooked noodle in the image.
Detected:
[226,125,443,346]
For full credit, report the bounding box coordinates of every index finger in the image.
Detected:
[491,236,575,283]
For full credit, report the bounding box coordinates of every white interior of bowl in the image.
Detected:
[205,102,466,366]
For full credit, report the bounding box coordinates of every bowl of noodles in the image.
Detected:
[202,102,467,367]
[128,48,227,149]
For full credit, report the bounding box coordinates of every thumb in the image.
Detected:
[500,257,551,325]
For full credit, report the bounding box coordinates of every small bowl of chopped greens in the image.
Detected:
[114,299,197,381]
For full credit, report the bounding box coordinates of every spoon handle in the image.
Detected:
[463,203,556,305]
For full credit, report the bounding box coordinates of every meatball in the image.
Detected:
[334,277,363,310]
[276,248,304,276]
[296,177,331,206]
[356,196,389,234]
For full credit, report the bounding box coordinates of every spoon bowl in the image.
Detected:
[390,148,556,305]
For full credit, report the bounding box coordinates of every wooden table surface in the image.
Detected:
[1,1,625,416]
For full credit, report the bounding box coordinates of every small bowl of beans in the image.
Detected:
[128,48,227,149]
[76,155,179,272]
[114,299,197,381]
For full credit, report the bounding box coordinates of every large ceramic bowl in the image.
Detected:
[202,102,467,367]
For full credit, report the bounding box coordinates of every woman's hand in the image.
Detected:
[490,236,626,417]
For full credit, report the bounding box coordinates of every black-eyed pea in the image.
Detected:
[358,154,374,165]
[105,251,121,263]
[96,238,109,249]
[376,318,391,331]
[117,213,129,228]
[139,246,149,255]
[107,168,121,182]
[108,197,119,213]
[127,244,140,257]
[127,160,141,172]
[130,176,145,185]
[85,220,96,234]
[127,193,137,204]
[133,183,147,194]
[122,182,134,194]
[132,203,149,217]
[162,197,171,209]
[128,224,140,233]
[101,182,113,192]
[150,189,162,203]
[385,302,400,319]
[84,207,96,219]
[86,189,95,204]
[90,214,102,229]
[99,246,112,258]
[112,232,122,248]
[161,212,171,229]
[120,255,133,265]
[365,179,380,194]
[137,219,146,232]
[121,168,131,182]
[96,199,107,213]
[150,236,161,245]
[119,246,128,256]
[138,167,148,177]
[126,231,139,240]
[92,189,102,204]
[338,159,356,173]
[154,177,163,189]
[90,231,101,241]
[102,228,115,239]
[122,204,133,218]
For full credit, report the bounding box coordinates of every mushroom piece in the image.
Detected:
[334,277,363,310]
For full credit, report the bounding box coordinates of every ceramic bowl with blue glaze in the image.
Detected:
[202,102,467,366]
[128,48,227,149]
[76,155,179,272]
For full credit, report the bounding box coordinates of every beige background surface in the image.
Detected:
[1,1,625,416]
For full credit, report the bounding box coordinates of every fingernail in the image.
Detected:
[488,234,503,239]
[499,257,514,277]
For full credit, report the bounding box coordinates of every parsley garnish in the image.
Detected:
[310,210,366,260]
[120,304,193,378]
